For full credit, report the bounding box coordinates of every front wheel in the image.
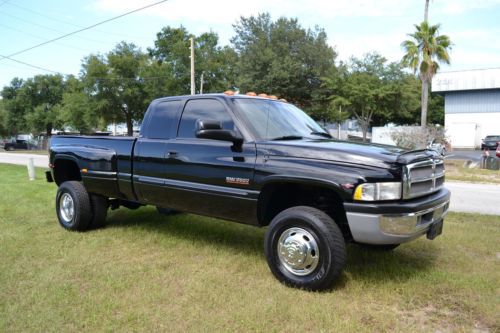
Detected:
[264,206,346,291]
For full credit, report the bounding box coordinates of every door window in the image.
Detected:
[177,99,234,138]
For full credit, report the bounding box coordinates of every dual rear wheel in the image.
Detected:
[56,181,108,231]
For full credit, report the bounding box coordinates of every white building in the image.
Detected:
[432,68,500,149]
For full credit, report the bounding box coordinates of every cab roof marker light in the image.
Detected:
[246,92,257,96]
[224,90,235,95]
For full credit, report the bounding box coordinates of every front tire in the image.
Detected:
[56,181,92,231]
[264,206,346,291]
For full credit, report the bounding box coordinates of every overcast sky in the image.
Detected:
[1,0,499,89]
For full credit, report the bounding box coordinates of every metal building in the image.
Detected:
[432,68,500,149]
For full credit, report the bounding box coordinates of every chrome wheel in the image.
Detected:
[277,227,319,276]
[59,193,75,223]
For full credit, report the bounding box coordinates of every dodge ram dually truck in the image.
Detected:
[47,93,450,290]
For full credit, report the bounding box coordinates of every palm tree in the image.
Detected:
[401,22,451,127]
[424,0,430,21]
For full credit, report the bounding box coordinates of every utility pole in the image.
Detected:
[190,37,195,95]
[200,72,204,94]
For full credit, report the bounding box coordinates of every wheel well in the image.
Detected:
[53,159,81,185]
[258,183,352,240]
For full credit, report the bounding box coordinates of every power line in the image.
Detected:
[0,0,169,61]
[0,55,175,81]
[0,22,92,53]
[0,55,62,74]
[5,1,144,40]
[0,9,113,45]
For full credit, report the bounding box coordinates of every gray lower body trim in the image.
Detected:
[346,200,450,245]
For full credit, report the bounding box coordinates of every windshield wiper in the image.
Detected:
[310,131,332,138]
[270,135,303,141]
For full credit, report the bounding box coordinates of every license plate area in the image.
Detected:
[427,219,443,240]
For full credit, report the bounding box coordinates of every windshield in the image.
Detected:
[486,136,500,141]
[231,98,329,141]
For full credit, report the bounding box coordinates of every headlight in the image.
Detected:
[353,182,402,201]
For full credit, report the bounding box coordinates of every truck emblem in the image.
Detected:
[225,177,250,185]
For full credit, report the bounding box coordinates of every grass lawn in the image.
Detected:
[445,159,500,184]
[0,164,498,332]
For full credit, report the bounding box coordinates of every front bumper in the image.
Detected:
[343,188,451,245]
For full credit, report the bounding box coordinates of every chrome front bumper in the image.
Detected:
[346,200,450,245]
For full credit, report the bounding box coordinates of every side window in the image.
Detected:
[177,99,234,138]
[147,100,181,139]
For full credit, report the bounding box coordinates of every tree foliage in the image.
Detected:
[82,42,150,135]
[401,21,451,127]
[232,13,336,109]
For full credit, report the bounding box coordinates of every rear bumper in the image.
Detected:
[343,188,451,245]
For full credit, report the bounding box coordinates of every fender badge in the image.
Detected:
[226,177,250,185]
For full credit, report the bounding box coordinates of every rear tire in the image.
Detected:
[89,194,108,229]
[264,206,346,291]
[56,181,92,231]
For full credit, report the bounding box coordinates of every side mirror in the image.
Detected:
[195,119,243,145]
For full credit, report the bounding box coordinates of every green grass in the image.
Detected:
[445,159,500,184]
[0,164,499,332]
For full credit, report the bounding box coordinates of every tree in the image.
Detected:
[57,76,101,133]
[401,22,451,127]
[19,74,66,136]
[341,72,390,141]
[0,99,8,136]
[231,13,337,109]
[1,78,27,135]
[82,42,150,135]
[148,26,237,95]
[424,0,430,22]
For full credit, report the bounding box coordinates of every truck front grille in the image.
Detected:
[403,159,445,199]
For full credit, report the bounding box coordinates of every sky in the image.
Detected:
[1,0,499,89]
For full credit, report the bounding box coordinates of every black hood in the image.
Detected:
[262,139,439,168]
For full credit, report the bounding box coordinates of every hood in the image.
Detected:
[263,139,439,168]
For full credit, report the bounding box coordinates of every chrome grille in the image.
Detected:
[403,159,445,199]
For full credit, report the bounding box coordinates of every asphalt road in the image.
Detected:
[0,152,49,168]
[445,181,500,215]
[445,149,484,162]
[0,152,499,215]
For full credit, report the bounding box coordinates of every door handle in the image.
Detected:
[167,151,178,158]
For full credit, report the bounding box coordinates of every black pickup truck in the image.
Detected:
[47,93,450,290]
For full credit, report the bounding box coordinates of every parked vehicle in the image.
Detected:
[481,135,500,150]
[427,139,446,156]
[496,145,500,158]
[3,134,32,151]
[47,93,450,290]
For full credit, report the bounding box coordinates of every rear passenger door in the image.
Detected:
[163,98,258,224]
[133,100,181,205]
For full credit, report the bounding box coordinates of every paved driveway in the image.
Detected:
[0,152,49,168]
[445,181,500,215]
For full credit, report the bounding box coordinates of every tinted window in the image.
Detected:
[231,98,327,140]
[147,100,181,139]
[177,99,234,138]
